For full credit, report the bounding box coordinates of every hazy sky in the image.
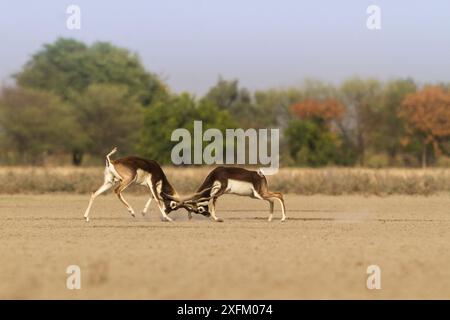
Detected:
[1,0,449,95]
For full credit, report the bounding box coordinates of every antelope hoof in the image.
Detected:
[268,216,273,222]
[162,216,173,222]
[141,211,146,217]
[130,213,135,218]
[281,217,286,222]
[85,217,90,222]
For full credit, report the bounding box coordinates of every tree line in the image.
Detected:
[0,38,449,167]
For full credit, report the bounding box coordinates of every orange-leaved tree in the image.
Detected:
[399,86,450,167]
[290,98,345,124]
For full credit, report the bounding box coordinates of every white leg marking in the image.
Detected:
[277,198,286,221]
[142,196,153,216]
[149,181,173,222]
[209,182,223,222]
[209,201,223,222]
[84,181,113,222]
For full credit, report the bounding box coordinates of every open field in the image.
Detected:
[1,166,450,195]
[1,194,450,299]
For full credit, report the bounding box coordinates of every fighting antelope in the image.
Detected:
[167,166,286,222]
[83,147,183,222]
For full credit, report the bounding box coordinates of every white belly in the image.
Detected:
[135,169,151,185]
[226,179,254,196]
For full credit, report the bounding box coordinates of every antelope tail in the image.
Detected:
[257,168,265,177]
[106,147,118,167]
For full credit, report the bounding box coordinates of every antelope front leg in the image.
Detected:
[209,197,223,222]
[158,203,173,222]
[141,195,153,216]
[208,184,224,222]
[148,182,173,222]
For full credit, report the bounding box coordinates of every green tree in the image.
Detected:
[72,84,143,163]
[14,38,165,164]
[254,88,301,129]
[339,78,382,166]
[0,87,80,164]
[203,77,257,127]
[285,119,340,166]
[15,38,163,105]
[138,93,236,164]
[286,92,351,166]
[374,79,417,165]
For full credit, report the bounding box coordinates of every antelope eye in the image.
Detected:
[169,201,177,209]
[198,207,205,213]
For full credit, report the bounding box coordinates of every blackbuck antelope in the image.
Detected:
[167,166,286,222]
[83,147,183,222]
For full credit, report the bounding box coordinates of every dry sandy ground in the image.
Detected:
[0,194,450,299]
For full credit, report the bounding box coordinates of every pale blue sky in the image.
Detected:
[0,0,449,95]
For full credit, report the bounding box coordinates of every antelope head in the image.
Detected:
[163,187,213,217]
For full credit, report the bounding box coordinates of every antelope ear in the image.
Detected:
[169,201,178,209]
